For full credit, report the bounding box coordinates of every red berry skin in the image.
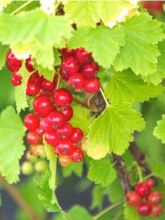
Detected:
[137,203,152,217]
[135,182,151,198]
[70,128,83,143]
[26,131,42,145]
[145,178,156,188]
[35,127,44,136]
[26,82,40,96]
[25,57,34,72]
[84,77,100,94]
[46,110,66,129]
[61,106,73,121]
[70,148,84,162]
[54,88,73,106]
[74,48,92,63]
[6,50,22,72]
[61,48,75,58]
[69,73,85,91]
[126,191,142,207]
[55,139,75,155]
[148,191,162,205]
[56,123,73,139]
[41,79,56,91]
[60,68,72,81]
[45,130,60,147]
[81,61,99,78]
[62,56,80,74]
[150,204,163,217]
[33,95,53,117]
[24,113,40,131]
[11,72,22,86]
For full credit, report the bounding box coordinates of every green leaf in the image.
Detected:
[15,63,29,113]
[88,157,116,187]
[107,179,123,203]
[62,162,83,178]
[69,25,125,68]
[0,44,8,70]
[0,106,25,183]
[70,104,90,133]
[36,171,61,213]
[124,205,140,220]
[154,114,165,143]
[0,0,12,10]
[114,13,165,76]
[91,186,104,210]
[68,206,92,220]
[87,105,145,159]
[150,161,165,181]
[105,70,164,105]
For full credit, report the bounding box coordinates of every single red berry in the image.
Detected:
[70,148,84,162]
[26,82,40,96]
[135,182,151,198]
[61,48,75,58]
[126,191,142,207]
[6,50,22,72]
[24,113,40,131]
[25,56,34,72]
[61,106,73,121]
[137,203,152,217]
[26,131,42,145]
[28,71,43,84]
[35,127,44,136]
[70,128,83,143]
[41,79,56,91]
[84,77,100,94]
[11,72,22,86]
[145,178,156,187]
[39,88,54,97]
[148,191,162,205]
[150,204,163,217]
[54,88,73,106]
[69,73,85,91]
[56,123,73,139]
[33,95,53,117]
[45,130,60,147]
[62,56,79,74]
[74,48,92,63]
[60,68,72,81]
[55,139,75,155]
[46,110,66,129]
[81,61,99,78]
[59,155,71,167]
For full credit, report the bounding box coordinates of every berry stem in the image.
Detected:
[0,175,40,220]
[134,161,143,182]
[73,97,90,109]
[99,88,109,106]
[10,0,34,15]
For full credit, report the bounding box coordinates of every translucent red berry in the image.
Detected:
[54,88,73,106]
[74,48,91,63]
[55,139,75,155]
[46,110,66,129]
[69,73,85,91]
[45,130,60,147]
[26,131,42,145]
[25,56,34,72]
[126,191,141,207]
[56,123,73,139]
[70,148,84,162]
[150,204,163,217]
[137,203,152,217]
[61,106,73,121]
[62,56,79,74]
[24,113,40,131]
[41,79,56,91]
[148,191,162,205]
[81,61,99,78]
[6,50,22,72]
[84,77,100,94]
[70,128,83,143]
[145,178,156,187]
[135,182,151,198]
[33,95,53,117]
[11,72,22,86]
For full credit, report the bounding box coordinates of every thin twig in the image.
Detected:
[0,176,40,220]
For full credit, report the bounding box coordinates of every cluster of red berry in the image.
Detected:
[141,1,164,15]
[6,48,100,167]
[126,179,163,218]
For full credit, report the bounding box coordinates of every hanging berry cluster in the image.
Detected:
[6,48,101,167]
[126,179,163,218]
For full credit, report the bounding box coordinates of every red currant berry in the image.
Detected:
[145,178,156,188]
[46,110,66,129]
[35,127,44,136]
[84,77,100,94]
[33,95,53,117]
[60,68,72,81]
[28,71,43,84]
[55,139,75,155]
[11,72,22,86]
[62,56,79,74]
[41,79,56,91]
[54,88,73,106]
[59,155,71,167]
[56,123,73,139]
[69,73,85,91]
[6,50,22,72]
[126,191,141,207]
[25,56,34,72]
[70,148,84,162]
[70,128,83,143]
[150,204,163,217]
[81,61,99,78]
[74,48,91,63]
[61,48,74,58]
[26,82,40,96]
[61,106,73,121]
[137,203,152,217]
[45,130,60,147]
[24,113,40,131]
[135,182,151,198]
[26,131,42,145]
[148,191,162,205]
